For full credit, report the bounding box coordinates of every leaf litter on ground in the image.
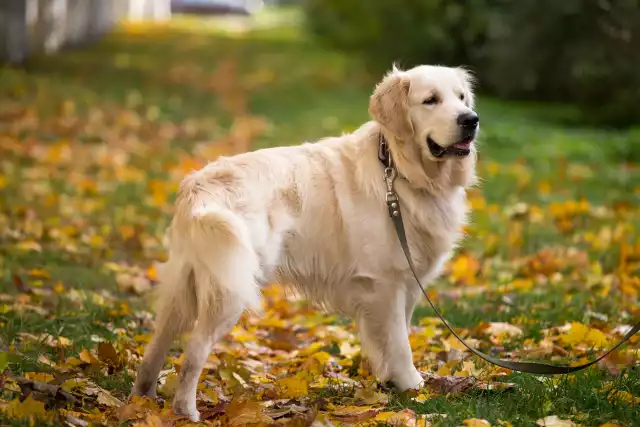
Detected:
[0,13,639,427]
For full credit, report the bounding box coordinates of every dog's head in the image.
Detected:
[369,65,478,162]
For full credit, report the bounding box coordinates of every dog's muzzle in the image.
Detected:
[427,112,479,158]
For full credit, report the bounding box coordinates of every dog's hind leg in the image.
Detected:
[172,282,246,422]
[130,264,196,399]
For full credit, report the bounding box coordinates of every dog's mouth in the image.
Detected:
[427,136,473,158]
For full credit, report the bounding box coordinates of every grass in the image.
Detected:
[1,7,639,427]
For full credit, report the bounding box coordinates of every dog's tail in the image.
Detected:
[187,205,262,313]
[153,176,262,326]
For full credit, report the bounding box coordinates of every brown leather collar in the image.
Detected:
[378,132,391,169]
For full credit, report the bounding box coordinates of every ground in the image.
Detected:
[0,8,639,427]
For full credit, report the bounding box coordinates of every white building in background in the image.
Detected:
[0,0,172,64]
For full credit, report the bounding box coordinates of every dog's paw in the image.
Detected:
[389,369,425,392]
[129,382,157,401]
[173,398,200,422]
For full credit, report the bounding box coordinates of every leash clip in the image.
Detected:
[383,166,397,192]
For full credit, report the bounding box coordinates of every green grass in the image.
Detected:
[1,7,639,426]
[394,370,640,427]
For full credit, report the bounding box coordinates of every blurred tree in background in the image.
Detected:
[303,0,640,127]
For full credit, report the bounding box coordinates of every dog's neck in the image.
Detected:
[378,127,477,194]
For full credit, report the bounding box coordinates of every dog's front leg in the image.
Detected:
[354,284,423,391]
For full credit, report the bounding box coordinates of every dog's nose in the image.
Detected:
[457,112,479,129]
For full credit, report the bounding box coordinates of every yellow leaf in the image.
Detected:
[158,372,179,397]
[277,375,308,398]
[117,395,158,422]
[134,333,152,343]
[309,375,328,389]
[607,390,640,406]
[382,409,418,425]
[414,391,437,403]
[298,342,324,356]
[133,414,165,427]
[464,419,491,427]
[331,405,374,416]
[354,387,388,405]
[538,181,551,195]
[230,326,257,343]
[53,281,65,293]
[374,411,397,422]
[79,348,100,365]
[444,334,470,352]
[27,269,50,279]
[5,395,48,420]
[559,322,608,348]
[449,253,480,285]
[312,351,332,365]
[24,372,54,383]
[437,360,459,376]
[118,224,136,240]
[16,240,42,252]
[89,235,105,247]
[202,387,220,404]
[146,265,158,281]
[258,316,287,329]
[224,397,272,426]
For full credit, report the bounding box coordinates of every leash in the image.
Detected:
[378,134,640,375]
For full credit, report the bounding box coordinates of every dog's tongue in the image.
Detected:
[452,140,472,150]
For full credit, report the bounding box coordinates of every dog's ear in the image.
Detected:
[455,67,476,109]
[368,71,414,141]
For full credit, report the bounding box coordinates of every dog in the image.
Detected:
[130,64,479,421]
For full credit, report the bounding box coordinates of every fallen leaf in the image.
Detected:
[339,341,360,358]
[158,372,179,397]
[414,391,438,403]
[331,405,379,423]
[133,414,166,427]
[4,395,48,420]
[224,397,272,426]
[277,376,309,399]
[382,409,418,426]
[423,374,477,394]
[536,415,577,427]
[354,387,388,405]
[97,389,124,407]
[16,240,42,252]
[97,342,120,366]
[482,322,523,338]
[79,348,100,365]
[559,322,608,348]
[464,419,492,427]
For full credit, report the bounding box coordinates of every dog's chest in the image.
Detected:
[404,189,468,265]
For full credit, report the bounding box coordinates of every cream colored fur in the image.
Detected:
[130,64,479,421]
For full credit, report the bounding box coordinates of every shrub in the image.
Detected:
[303,0,640,127]
[481,0,640,127]
[302,0,491,76]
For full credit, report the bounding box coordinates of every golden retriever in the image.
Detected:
[130,64,479,421]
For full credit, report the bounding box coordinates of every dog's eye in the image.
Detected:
[422,96,438,106]
[459,93,465,101]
